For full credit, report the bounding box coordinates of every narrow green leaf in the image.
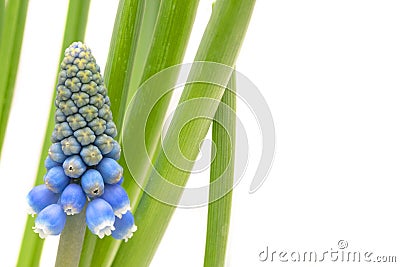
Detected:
[79,232,97,267]
[78,0,145,265]
[122,0,200,213]
[204,73,236,267]
[113,1,255,266]
[0,0,4,43]
[104,0,144,129]
[127,0,161,102]
[0,0,29,156]
[16,1,91,266]
[87,0,199,266]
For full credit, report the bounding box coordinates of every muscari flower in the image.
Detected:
[112,211,137,242]
[27,42,136,240]
[33,204,67,238]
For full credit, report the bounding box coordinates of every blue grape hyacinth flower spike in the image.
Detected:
[27,42,137,240]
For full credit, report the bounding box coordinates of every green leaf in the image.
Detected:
[78,0,146,265]
[0,0,4,44]
[86,0,199,266]
[0,0,29,156]
[126,0,161,103]
[113,1,255,266]
[16,1,91,266]
[122,0,200,213]
[204,72,236,267]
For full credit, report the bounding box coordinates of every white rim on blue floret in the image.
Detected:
[93,221,115,239]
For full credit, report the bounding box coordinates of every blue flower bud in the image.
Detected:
[96,158,123,184]
[52,122,73,141]
[44,156,60,170]
[58,99,78,115]
[55,109,66,122]
[111,211,137,242]
[60,184,86,215]
[58,70,67,84]
[88,118,106,135]
[98,104,112,121]
[33,204,66,238]
[44,166,70,193]
[86,198,115,238]
[101,184,130,218]
[97,85,107,96]
[92,73,103,84]
[105,121,117,138]
[94,134,114,154]
[48,143,67,163]
[81,169,104,198]
[81,81,98,96]
[85,61,98,73]
[65,77,82,92]
[74,126,95,146]
[104,140,121,160]
[80,145,103,166]
[79,105,98,122]
[66,64,78,77]
[63,155,87,178]
[27,184,59,215]
[61,136,81,155]
[77,70,92,83]
[89,94,104,109]
[57,85,72,101]
[73,57,88,70]
[71,92,89,107]
[67,113,87,131]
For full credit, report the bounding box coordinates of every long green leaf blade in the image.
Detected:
[78,0,145,265]
[87,1,199,266]
[122,0,200,212]
[113,1,255,266]
[0,0,29,156]
[16,1,91,266]
[204,73,236,267]
[0,0,4,43]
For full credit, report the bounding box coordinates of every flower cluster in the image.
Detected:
[26,42,136,241]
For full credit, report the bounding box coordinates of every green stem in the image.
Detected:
[55,208,87,267]
[113,1,255,266]
[16,1,91,266]
[0,0,29,157]
[204,72,236,267]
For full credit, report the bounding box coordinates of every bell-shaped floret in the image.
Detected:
[101,184,130,218]
[44,166,70,193]
[81,169,104,198]
[63,155,87,178]
[86,198,115,238]
[96,158,122,184]
[60,184,87,215]
[33,204,67,238]
[111,211,137,242]
[27,184,59,215]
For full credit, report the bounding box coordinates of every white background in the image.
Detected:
[0,1,399,266]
